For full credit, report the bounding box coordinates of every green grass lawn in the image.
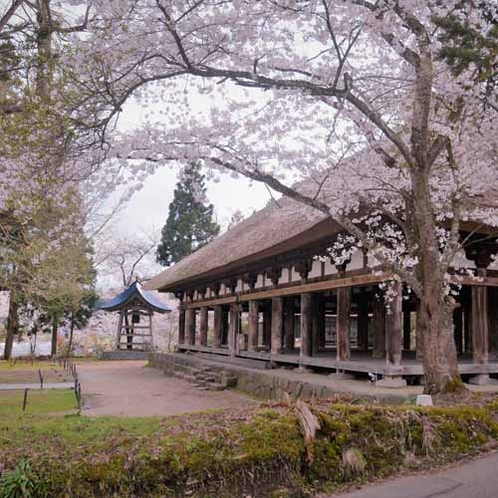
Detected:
[0,389,77,416]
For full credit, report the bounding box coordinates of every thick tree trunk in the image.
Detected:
[3,297,18,360]
[51,317,58,357]
[418,294,463,394]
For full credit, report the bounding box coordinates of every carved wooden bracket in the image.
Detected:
[197,287,207,299]
[295,258,312,280]
[464,240,498,269]
[266,267,282,286]
[174,291,184,301]
[224,277,238,293]
[185,289,195,300]
[211,282,221,297]
[242,272,258,291]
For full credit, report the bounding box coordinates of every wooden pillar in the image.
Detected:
[464,303,472,354]
[357,288,369,352]
[403,309,411,351]
[300,293,312,358]
[177,307,186,345]
[213,305,222,348]
[385,281,402,366]
[284,297,295,351]
[372,297,385,358]
[263,304,272,349]
[415,300,425,360]
[472,284,489,364]
[221,307,229,345]
[229,303,239,357]
[271,297,283,355]
[489,287,498,360]
[186,308,196,346]
[336,287,351,361]
[312,295,325,355]
[248,301,259,352]
[115,311,124,350]
[199,307,208,346]
[453,305,463,355]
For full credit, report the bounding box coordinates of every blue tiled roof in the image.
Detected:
[99,281,172,313]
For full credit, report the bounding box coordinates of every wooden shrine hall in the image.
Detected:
[145,196,498,386]
[100,280,172,352]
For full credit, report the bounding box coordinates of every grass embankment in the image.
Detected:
[1,397,498,497]
[0,360,72,385]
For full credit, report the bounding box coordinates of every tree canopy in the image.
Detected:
[157,163,220,266]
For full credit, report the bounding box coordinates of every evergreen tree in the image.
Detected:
[156,163,220,266]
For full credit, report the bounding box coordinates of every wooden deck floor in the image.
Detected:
[178,344,498,377]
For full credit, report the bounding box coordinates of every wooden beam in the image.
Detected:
[336,287,351,361]
[300,293,312,359]
[248,301,259,352]
[385,281,402,366]
[271,297,284,355]
[199,307,208,346]
[185,295,236,309]
[472,285,489,364]
[450,275,498,287]
[240,272,393,302]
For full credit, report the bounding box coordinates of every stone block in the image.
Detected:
[468,374,498,386]
[375,376,407,388]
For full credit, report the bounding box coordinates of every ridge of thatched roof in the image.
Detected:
[144,193,337,292]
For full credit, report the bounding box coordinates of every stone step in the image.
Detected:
[206,383,225,391]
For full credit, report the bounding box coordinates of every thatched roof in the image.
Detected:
[144,194,340,292]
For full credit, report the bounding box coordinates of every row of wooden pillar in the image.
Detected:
[178,282,497,367]
[177,282,404,366]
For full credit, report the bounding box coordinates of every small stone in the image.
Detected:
[416,394,433,406]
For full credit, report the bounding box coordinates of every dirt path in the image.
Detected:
[77,360,259,417]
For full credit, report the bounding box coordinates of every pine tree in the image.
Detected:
[156,163,220,266]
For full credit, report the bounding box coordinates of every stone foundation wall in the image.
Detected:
[150,353,348,401]
[100,351,152,361]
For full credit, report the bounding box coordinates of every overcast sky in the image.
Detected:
[96,95,272,289]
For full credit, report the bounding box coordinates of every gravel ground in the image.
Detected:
[77,360,259,417]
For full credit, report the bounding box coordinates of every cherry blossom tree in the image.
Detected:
[43,1,498,392]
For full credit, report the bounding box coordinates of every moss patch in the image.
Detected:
[1,401,498,497]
